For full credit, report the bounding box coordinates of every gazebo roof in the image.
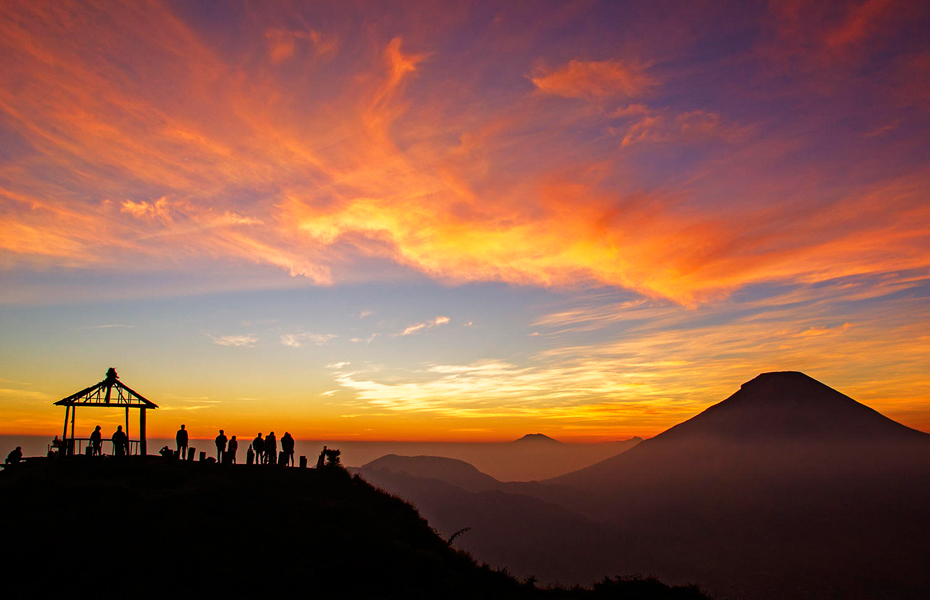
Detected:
[54,368,158,409]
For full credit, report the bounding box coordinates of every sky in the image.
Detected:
[1,0,928,442]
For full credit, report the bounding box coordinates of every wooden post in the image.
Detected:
[299,456,308,469]
[62,405,70,442]
[139,408,147,456]
[69,406,76,455]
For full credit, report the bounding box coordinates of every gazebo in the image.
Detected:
[54,368,158,456]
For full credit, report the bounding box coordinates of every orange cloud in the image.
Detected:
[265,29,337,63]
[531,59,655,99]
[0,0,927,310]
[824,0,896,50]
[121,197,173,221]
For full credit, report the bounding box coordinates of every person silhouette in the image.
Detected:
[252,433,264,465]
[6,446,23,464]
[215,430,227,462]
[265,431,277,465]
[316,446,327,469]
[246,443,255,466]
[227,435,238,464]
[176,424,189,460]
[90,425,102,456]
[112,426,128,457]
[50,435,62,457]
[281,432,295,467]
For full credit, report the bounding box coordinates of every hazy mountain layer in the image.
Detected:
[361,373,930,600]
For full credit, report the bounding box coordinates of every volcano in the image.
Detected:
[539,372,930,599]
[656,371,927,441]
[553,371,928,492]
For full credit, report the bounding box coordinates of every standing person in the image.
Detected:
[281,432,295,466]
[316,446,327,469]
[227,435,238,464]
[252,433,264,465]
[246,443,255,465]
[215,430,227,462]
[112,426,128,457]
[89,425,102,456]
[176,424,189,460]
[265,431,277,465]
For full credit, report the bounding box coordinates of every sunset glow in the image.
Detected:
[1,0,928,441]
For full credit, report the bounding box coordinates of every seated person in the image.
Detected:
[6,446,23,464]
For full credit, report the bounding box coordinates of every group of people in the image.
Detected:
[46,424,129,457]
[246,431,296,466]
[175,425,297,466]
[8,424,325,466]
[82,424,129,456]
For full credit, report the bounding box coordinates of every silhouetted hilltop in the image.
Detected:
[363,454,502,492]
[512,433,561,444]
[0,458,710,600]
[0,458,521,598]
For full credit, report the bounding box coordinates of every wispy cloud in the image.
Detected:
[0,388,51,401]
[280,332,336,347]
[326,272,930,434]
[79,324,134,330]
[531,59,656,99]
[208,334,258,347]
[330,359,708,431]
[400,316,450,336]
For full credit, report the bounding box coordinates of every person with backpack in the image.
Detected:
[265,432,277,465]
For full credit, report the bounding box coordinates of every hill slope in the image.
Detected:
[360,458,625,584]
[0,457,710,600]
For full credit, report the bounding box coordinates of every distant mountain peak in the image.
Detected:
[512,433,561,444]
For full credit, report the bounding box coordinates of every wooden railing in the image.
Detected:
[51,438,141,456]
